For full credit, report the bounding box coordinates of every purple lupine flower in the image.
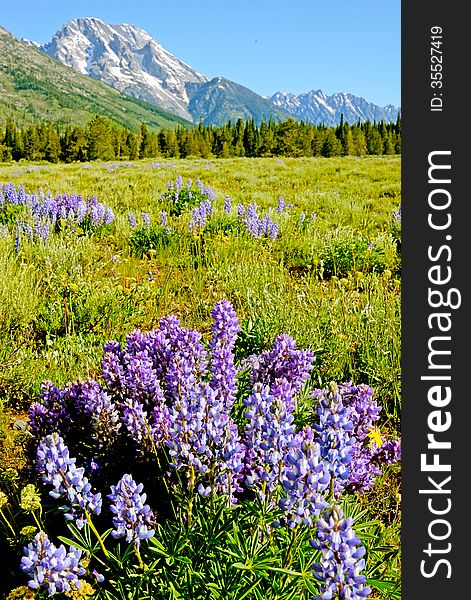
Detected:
[372,439,401,466]
[239,203,279,240]
[202,184,217,201]
[120,398,155,452]
[166,383,244,501]
[160,210,168,227]
[188,199,213,231]
[28,381,68,440]
[276,196,286,214]
[242,382,298,496]
[20,531,86,595]
[78,381,122,447]
[0,186,115,230]
[337,383,399,493]
[36,433,102,528]
[223,195,232,213]
[344,445,381,493]
[20,220,33,241]
[128,213,137,228]
[246,203,258,221]
[108,474,155,545]
[76,200,88,223]
[337,383,381,443]
[312,385,356,494]
[248,333,315,395]
[208,300,240,411]
[175,175,184,190]
[297,212,306,227]
[310,505,371,599]
[91,202,105,225]
[278,427,331,528]
[393,206,402,222]
[310,212,318,224]
[144,314,209,402]
[141,212,150,228]
[34,221,50,243]
[104,207,114,225]
[268,221,279,240]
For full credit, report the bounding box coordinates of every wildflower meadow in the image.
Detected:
[0,156,401,600]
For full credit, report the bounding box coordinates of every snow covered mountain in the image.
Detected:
[40,17,208,121]
[269,90,400,126]
[38,17,399,126]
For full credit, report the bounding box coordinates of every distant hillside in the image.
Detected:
[0,27,192,130]
[186,77,294,126]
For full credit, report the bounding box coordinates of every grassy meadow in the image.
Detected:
[0,155,401,598]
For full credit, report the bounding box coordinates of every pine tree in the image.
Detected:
[86,115,115,161]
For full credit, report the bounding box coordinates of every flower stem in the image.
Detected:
[282,527,297,568]
[0,508,16,538]
[134,544,145,570]
[85,510,108,557]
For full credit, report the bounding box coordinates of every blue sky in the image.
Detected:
[1,1,400,107]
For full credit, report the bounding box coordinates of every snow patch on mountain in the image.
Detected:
[40,17,208,121]
[269,90,399,125]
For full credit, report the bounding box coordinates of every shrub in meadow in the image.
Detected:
[128,212,175,258]
[318,238,387,278]
[13,300,400,598]
[161,175,216,217]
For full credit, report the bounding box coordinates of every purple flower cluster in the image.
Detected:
[311,505,371,599]
[208,300,240,411]
[196,178,217,201]
[166,384,244,500]
[311,383,401,494]
[279,428,331,528]
[248,333,315,395]
[20,531,86,595]
[36,433,102,528]
[0,183,114,229]
[223,195,232,213]
[27,299,397,559]
[242,383,298,495]
[128,212,137,228]
[276,196,286,214]
[141,212,151,228]
[312,386,356,493]
[188,199,213,231]
[165,176,216,210]
[108,474,155,545]
[238,202,279,240]
[160,210,168,226]
[16,218,51,244]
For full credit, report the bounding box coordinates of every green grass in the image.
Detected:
[0,155,401,597]
[0,156,401,414]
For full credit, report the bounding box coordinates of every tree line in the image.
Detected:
[0,114,401,163]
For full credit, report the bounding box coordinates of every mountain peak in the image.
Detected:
[34,17,399,127]
[40,17,208,121]
[38,18,293,126]
[269,89,399,125]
